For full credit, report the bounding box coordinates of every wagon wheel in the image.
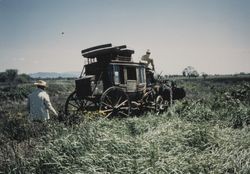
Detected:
[155,95,165,115]
[141,89,156,111]
[99,87,130,118]
[65,91,96,115]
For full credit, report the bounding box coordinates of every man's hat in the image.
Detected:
[34,80,47,87]
[146,49,151,54]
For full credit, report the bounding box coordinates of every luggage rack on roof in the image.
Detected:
[81,43,135,63]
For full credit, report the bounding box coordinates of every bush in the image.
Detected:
[16,74,31,83]
[0,86,34,101]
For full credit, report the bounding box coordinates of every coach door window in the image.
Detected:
[127,66,137,80]
[113,65,125,85]
[113,65,120,84]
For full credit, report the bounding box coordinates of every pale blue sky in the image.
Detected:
[0,0,249,74]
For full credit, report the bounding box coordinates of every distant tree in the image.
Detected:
[182,66,199,78]
[191,70,199,78]
[201,72,208,79]
[0,69,31,85]
[0,72,7,82]
[6,69,18,83]
[182,69,187,77]
[164,75,169,79]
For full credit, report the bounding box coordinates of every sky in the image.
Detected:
[0,0,249,75]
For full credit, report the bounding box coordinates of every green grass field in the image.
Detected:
[0,76,250,173]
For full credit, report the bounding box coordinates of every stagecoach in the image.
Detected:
[64,43,185,117]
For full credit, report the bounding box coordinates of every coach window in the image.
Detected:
[113,65,120,84]
[127,66,137,80]
[139,67,145,83]
[113,65,125,84]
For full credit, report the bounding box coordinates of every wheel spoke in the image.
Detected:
[68,108,79,114]
[101,102,113,109]
[85,101,94,108]
[105,112,113,118]
[101,109,113,113]
[145,106,155,109]
[105,95,113,105]
[118,111,129,117]
[77,105,85,111]
[77,100,84,107]
[68,109,77,112]
[119,106,129,110]
[116,99,128,108]
[68,102,79,108]
[116,96,123,106]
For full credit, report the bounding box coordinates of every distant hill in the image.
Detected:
[29,72,80,78]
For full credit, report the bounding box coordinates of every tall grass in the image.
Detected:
[2,113,249,173]
[0,79,250,173]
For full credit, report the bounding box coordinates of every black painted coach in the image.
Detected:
[65,43,185,117]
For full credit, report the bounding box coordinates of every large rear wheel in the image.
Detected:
[99,87,130,118]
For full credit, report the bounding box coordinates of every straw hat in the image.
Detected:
[34,80,47,87]
[146,49,151,54]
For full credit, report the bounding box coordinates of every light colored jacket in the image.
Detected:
[141,54,150,61]
[27,88,58,121]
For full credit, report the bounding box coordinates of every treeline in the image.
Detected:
[0,69,31,84]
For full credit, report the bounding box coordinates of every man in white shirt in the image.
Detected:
[141,49,155,71]
[27,80,58,121]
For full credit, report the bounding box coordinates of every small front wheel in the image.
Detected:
[155,95,165,115]
[65,91,96,115]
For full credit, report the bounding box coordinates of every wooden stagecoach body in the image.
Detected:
[65,43,184,117]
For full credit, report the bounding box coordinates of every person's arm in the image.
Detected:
[27,96,33,121]
[43,93,58,116]
[27,97,30,113]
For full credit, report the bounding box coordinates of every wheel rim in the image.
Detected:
[100,87,130,118]
[155,95,164,115]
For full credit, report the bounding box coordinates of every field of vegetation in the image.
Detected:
[0,76,250,173]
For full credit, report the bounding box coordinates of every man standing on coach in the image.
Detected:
[141,49,155,71]
[27,80,58,121]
